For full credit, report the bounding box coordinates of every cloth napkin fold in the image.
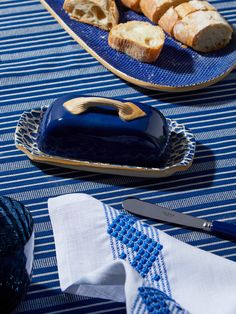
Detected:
[48,194,236,314]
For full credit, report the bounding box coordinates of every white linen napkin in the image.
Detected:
[48,193,236,314]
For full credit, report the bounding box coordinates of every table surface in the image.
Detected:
[0,0,235,313]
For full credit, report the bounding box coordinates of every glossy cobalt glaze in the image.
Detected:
[37,95,170,167]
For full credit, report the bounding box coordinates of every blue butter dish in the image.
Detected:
[36,95,170,168]
[15,107,195,178]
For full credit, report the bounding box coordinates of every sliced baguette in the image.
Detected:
[108,21,165,63]
[173,10,233,52]
[63,0,119,31]
[140,0,188,23]
[121,0,141,12]
[175,0,215,18]
[159,0,216,35]
[158,6,179,35]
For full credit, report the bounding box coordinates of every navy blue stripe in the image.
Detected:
[0,59,97,77]
[0,20,57,31]
[0,1,39,9]
[0,39,74,55]
[0,9,48,20]
[0,86,235,108]
[0,83,127,107]
[0,29,68,42]
[0,12,50,24]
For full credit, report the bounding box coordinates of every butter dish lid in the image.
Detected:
[38,94,169,141]
[36,95,170,168]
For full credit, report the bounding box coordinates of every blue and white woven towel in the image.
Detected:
[48,194,236,314]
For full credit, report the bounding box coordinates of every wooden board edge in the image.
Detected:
[39,0,236,93]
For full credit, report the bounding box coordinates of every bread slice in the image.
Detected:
[63,0,119,31]
[173,10,233,52]
[108,21,165,63]
[159,6,179,35]
[159,0,216,35]
[175,0,215,18]
[121,0,141,12]
[140,0,187,23]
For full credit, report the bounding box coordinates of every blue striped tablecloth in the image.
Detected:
[0,0,235,313]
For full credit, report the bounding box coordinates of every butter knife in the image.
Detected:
[122,198,236,239]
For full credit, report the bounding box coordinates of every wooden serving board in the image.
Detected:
[40,0,236,92]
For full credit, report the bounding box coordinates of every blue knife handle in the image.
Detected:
[211,221,236,239]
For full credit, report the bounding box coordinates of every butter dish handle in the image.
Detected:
[63,97,146,121]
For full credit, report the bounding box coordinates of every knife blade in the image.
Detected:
[122,198,236,239]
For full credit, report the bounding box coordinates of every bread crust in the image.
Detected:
[63,0,119,30]
[173,11,233,52]
[121,0,141,12]
[159,0,216,35]
[108,21,165,63]
[109,0,119,27]
[175,1,215,19]
[140,0,187,23]
[159,6,178,35]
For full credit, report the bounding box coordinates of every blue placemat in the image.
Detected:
[0,0,235,313]
[41,0,236,89]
